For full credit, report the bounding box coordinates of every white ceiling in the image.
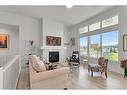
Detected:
[0,6,113,26]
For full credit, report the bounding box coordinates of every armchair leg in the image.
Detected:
[63,88,67,90]
[105,72,107,79]
[91,71,93,77]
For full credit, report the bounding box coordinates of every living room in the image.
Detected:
[0,1,127,93]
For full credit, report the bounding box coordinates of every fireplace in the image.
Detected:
[49,51,59,63]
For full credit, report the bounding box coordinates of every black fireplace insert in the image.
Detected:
[49,51,59,63]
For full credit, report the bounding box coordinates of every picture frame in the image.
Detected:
[46,36,61,46]
[123,35,127,51]
[0,34,9,49]
[70,37,75,46]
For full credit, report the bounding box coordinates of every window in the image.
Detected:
[79,15,119,62]
[102,31,118,61]
[79,26,88,34]
[89,34,101,58]
[79,15,118,34]
[102,15,118,28]
[80,37,88,56]
[89,22,101,31]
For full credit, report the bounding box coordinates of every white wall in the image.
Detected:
[119,7,127,60]
[43,18,63,46]
[0,11,41,67]
[70,7,127,74]
[70,27,79,53]
[63,25,71,58]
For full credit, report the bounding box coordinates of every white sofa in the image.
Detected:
[29,55,70,89]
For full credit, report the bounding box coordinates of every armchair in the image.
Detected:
[88,57,108,78]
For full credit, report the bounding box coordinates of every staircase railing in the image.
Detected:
[0,55,15,67]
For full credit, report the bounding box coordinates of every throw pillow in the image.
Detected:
[72,55,76,59]
[73,54,78,59]
[38,61,47,71]
[44,62,51,70]
[31,55,46,72]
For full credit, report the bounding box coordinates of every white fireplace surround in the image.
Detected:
[40,46,67,63]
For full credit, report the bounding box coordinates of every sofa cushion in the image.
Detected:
[31,55,46,72]
[32,67,70,83]
[39,61,47,71]
[44,63,50,70]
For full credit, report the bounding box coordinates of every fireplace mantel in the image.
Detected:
[40,46,66,50]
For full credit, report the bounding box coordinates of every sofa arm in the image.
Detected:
[32,67,70,83]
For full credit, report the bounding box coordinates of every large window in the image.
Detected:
[80,37,88,56]
[79,26,88,34]
[102,31,118,61]
[89,22,101,31]
[79,15,119,62]
[90,34,101,58]
[102,15,118,28]
[79,15,118,34]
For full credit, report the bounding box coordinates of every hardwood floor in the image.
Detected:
[16,65,30,89]
[16,64,127,89]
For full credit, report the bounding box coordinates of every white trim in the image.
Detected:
[40,46,66,50]
[0,68,3,89]
[15,60,21,89]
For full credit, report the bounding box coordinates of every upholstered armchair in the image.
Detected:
[88,57,108,78]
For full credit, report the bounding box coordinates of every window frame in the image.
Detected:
[89,34,101,58]
[101,31,119,62]
[79,36,88,57]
